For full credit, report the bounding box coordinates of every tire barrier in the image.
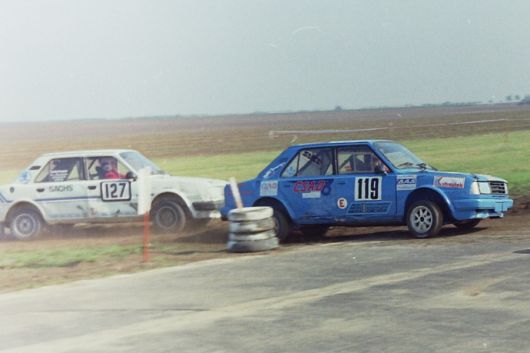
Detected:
[227,207,279,253]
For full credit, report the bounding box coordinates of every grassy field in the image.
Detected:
[154,129,530,195]
[1,129,529,194]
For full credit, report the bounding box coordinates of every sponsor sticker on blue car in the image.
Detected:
[397,175,417,191]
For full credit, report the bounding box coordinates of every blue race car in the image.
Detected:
[221,140,513,242]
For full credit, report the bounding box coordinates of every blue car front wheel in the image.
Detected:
[406,200,443,238]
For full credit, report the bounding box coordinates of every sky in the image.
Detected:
[1,0,529,122]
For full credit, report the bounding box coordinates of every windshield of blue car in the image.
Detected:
[374,142,434,170]
[120,152,166,174]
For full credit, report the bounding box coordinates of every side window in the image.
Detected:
[87,156,131,180]
[337,146,384,174]
[35,158,84,183]
[281,148,333,178]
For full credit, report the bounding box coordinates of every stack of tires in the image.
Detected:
[227,207,279,253]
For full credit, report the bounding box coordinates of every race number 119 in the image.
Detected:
[355,177,382,201]
[101,181,131,201]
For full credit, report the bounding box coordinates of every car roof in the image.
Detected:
[285,139,393,150]
[40,149,138,158]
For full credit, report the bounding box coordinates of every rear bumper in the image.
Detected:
[453,198,513,219]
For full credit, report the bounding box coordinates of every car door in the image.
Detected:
[333,145,397,223]
[278,147,336,224]
[85,156,139,220]
[33,157,91,221]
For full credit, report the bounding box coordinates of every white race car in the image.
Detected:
[0,150,226,240]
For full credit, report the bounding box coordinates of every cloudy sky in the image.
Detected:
[1,0,529,122]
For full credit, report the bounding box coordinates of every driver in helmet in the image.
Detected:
[99,157,124,179]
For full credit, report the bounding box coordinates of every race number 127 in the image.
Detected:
[355,177,382,201]
[101,181,131,201]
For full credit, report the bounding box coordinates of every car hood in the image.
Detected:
[399,169,508,185]
[148,174,227,200]
[150,174,226,187]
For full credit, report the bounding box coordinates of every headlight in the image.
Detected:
[470,181,480,195]
[478,182,491,194]
[470,181,492,195]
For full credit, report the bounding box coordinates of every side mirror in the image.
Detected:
[125,171,137,180]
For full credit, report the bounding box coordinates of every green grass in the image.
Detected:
[155,130,530,195]
[1,130,529,194]
[0,245,139,269]
[154,151,280,181]
[404,130,530,195]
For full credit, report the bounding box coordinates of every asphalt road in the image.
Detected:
[1,236,530,353]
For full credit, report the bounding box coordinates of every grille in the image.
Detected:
[489,181,507,194]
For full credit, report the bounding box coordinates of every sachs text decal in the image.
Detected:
[101,181,132,202]
[434,176,465,189]
[397,175,417,191]
[293,179,333,199]
[355,177,382,201]
[260,180,278,196]
[49,185,73,193]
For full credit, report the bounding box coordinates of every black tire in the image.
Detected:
[301,225,329,239]
[453,219,481,230]
[151,198,187,234]
[406,200,443,238]
[0,223,6,239]
[229,218,275,234]
[227,237,279,253]
[271,207,292,243]
[9,207,44,240]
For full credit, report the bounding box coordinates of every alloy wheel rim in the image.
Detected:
[411,206,433,233]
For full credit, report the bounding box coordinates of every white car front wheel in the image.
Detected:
[151,198,187,234]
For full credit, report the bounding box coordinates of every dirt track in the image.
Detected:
[1,209,528,293]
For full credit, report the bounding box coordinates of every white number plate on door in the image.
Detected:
[355,177,382,201]
[101,181,131,202]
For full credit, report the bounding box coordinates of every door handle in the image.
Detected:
[36,188,44,192]
[88,185,97,190]
[338,181,346,185]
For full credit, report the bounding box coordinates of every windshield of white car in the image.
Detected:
[374,142,435,170]
[119,152,166,174]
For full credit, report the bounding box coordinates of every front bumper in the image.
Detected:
[453,198,513,220]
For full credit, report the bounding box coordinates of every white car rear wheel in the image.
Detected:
[10,208,44,240]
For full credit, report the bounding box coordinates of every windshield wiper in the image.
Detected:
[396,162,415,168]
[417,163,437,171]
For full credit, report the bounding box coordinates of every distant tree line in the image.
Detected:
[506,94,530,105]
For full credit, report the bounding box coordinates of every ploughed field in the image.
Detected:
[1,104,530,171]
[0,103,529,292]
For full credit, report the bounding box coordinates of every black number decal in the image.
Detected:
[110,184,118,198]
[355,177,382,201]
[370,178,379,199]
[101,181,131,201]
